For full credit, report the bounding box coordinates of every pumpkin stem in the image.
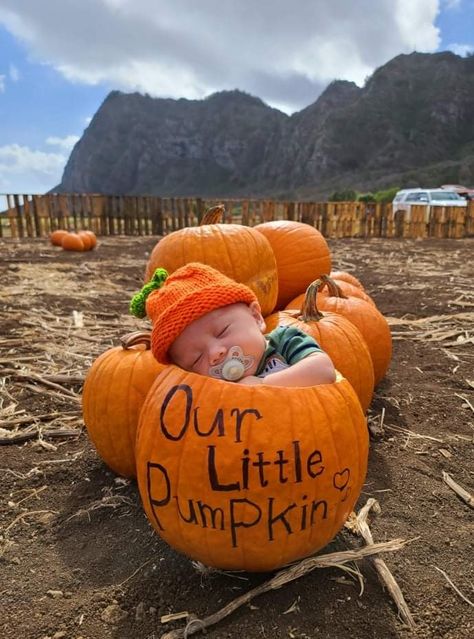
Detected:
[200,204,225,226]
[120,331,152,350]
[321,274,348,299]
[299,280,325,322]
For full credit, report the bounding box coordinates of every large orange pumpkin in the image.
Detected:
[253,220,331,310]
[266,281,374,412]
[82,332,164,477]
[145,206,278,316]
[136,367,368,572]
[314,278,392,386]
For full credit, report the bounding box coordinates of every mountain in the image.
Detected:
[57,51,474,199]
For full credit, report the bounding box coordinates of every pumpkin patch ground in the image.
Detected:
[1,235,473,639]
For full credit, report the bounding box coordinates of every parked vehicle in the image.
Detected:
[441,184,474,201]
[392,188,466,221]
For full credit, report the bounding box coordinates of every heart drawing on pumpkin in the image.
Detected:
[333,468,350,491]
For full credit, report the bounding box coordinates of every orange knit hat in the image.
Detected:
[132,263,258,364]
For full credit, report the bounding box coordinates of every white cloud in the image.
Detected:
[0,75,5,92]
[394,0,440,51]
[447,42,474,56]
[46,135,80,151]
[0,144,66,193]
[0,0,443,113]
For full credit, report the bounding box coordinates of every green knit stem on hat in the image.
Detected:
[129,267,169,318]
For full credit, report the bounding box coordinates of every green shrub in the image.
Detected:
[373,186,400,203]
[328,189,357,201]
[357,192,376,202]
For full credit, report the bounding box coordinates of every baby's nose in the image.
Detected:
[209,344,227,365]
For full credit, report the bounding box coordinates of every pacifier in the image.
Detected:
[209,346,254,381]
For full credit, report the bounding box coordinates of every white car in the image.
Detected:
[392,188,466,221]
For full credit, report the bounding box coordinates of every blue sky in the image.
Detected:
[0,0,473,196]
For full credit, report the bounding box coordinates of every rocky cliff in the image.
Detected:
[57,51,474,198]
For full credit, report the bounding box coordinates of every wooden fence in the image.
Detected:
[1,193,474,240]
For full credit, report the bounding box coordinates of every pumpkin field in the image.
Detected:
[1,233,473,639]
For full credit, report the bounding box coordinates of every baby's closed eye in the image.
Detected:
[192,353,203,367]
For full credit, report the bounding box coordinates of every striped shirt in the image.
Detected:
[255,326,323,377]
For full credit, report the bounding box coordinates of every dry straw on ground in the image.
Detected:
[1,237,473,639]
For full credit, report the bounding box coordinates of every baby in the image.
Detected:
[130,263,335,387]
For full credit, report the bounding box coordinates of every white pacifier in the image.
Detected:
[209,346,254,381]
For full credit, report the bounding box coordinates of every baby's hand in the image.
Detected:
[237,375,263,386]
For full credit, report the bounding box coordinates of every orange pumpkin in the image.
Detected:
[82,332,164,477]
[266,280,374,412]
[287,277,375,308]
[324,279,375,306]
[145,206,278,316]
[315,277,392,386]
[62,232,85,251]
[136,367,368,572]
[83,230,97,248]
[50,229,68,246]
[253,220,331,310]
[330,270,365,291]
[78,231,93,251]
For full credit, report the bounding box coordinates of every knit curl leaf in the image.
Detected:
[129,267,169,318]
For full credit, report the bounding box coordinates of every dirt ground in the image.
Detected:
[1,235,473,639]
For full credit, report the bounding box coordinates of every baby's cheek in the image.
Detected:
[247,360,260,377]
[198,360,210,376]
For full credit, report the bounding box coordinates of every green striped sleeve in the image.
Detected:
[266,326,323,364]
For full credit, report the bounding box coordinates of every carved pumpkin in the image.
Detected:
[314,277,392,385]
[145,206,278,316]
[253,220,331,310]
[61,232,85,251]
[136,367,368,572]
[82,332,164,477]
[50,229,68,246]
[330,270,365,291]
[267,280,374,412]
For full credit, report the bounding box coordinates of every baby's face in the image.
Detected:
[168,302,266,378]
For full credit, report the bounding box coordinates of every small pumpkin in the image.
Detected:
[253,220,332,310]
[314,277,392,386]
[78,230,97,250]
[50,229,68,246]
[145,205,278,316]
[83,230,97,248]
[266,280,374,412]
[330,270,365,291]
[61,232,85,251]
[82,331,164,477]
[136,367,368,572]
[78,231,94,251]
